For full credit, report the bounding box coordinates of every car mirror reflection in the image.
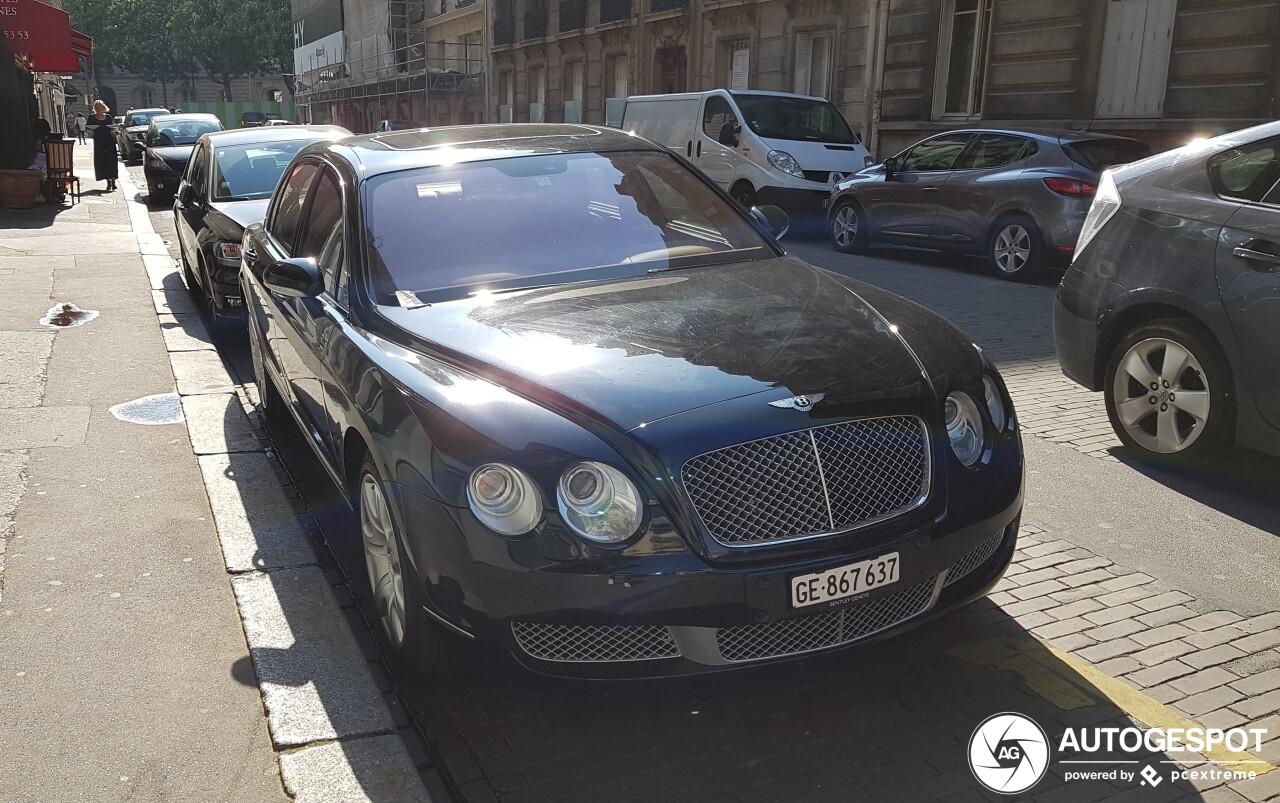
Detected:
[751,205,790,241]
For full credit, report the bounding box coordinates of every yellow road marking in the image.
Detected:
[951,636,1275,775]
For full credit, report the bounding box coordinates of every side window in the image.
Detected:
[900,134,972,171]
[187,146,208,197]
[267,162,320,251]
[1263,177,1280,206]
[294,169,346,303]
[953,134,1034,170]
[1208,138,1280,202]
[702,96,738,142]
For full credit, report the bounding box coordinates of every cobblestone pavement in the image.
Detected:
[132,180,1280,802]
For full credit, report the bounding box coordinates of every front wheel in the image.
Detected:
[730,182,756,210]
[989,215,1045,281]
[830,201,868,254]
[1104,319,1233,464]
[358,455,470,677]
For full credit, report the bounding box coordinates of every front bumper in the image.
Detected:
[144,166,177,198]
[205,254,244,314]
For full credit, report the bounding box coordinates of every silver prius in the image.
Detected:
[827,128,1150,281]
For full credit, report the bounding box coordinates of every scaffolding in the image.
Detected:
[294,0,484,129]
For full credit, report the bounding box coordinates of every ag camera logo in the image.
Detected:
[969,712,1051,794]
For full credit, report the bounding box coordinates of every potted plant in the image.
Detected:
[0,33,40,209]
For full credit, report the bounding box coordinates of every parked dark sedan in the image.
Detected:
[242,124,1024,677]
[143,113,224,203]
[117,107,171,163]
[1055,121,1280,463]
[174,125,350,326]
[828,129,1151,281]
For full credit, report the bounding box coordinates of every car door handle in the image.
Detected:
[686,140,692,158]
[1233,240,1280,270]
[696,140,702,157]
[922,186,939,193]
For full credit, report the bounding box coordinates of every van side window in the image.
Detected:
[703,97,738,144]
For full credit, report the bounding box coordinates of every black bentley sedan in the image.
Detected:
[174,125,350,327]
[241,124,1024,677]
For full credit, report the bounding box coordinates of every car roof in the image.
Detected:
[150,113,220,124]
[626,89,828,103]
[201,125,351,147]
[125,108,171,115]
[329,124,661,177]
[931,127,1145,144]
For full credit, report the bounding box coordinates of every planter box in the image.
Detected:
[0,168,41,209]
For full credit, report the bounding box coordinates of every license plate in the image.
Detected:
[791,552,900,609]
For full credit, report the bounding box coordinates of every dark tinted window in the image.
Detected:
[953,134,1034,169]
[1062,138,1152,172]
[364,150,772,303]
[128,110,166,126]
[212,140,317,201]
[296,170,346,301]
[703,96,737,140]
[731,93,857,144]
[187,145,209,198]
[900,134,972,171]
[1264,177,1280,206]
[267,162,320,251]
[151,118,221,146]
[1208,138,1280,202]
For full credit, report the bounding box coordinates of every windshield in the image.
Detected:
[1063,138,1152,173]
[128,110,167,127]
[151,119,221,146]
[731,94,858,145]
[211,140,317,201]
[365,150,773,304]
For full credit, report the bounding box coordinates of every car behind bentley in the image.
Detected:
[241,124,1024,677]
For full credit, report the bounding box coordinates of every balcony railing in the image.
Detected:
[600,0,631,23]
[523,2,548,39]
[559,0,586,31]
[494,17,515,45]
[649,0,687,11]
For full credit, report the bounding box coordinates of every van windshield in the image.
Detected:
[731,94,858,145]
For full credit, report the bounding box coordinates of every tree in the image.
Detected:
[64,0,188,103]
[176,0,290,102]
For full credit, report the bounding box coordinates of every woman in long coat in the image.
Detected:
[84,100,118,191]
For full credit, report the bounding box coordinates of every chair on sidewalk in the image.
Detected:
[44,140,80,203]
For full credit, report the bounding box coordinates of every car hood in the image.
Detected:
[126,125,149,135]
[376,257,934,431]
[149,144,195,163]
[209,199,270,231]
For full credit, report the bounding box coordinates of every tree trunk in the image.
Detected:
[161,83,169,107]
[220,75,234,102]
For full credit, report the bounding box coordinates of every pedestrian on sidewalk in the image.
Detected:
[85,100,117,192]
[74,112,87,144]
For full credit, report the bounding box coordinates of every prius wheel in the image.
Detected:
[1104,320,1233,465]
[830,201,868,254]
[358,455,469,677]
[989,215,1045,281]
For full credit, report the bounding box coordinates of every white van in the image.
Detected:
[621,89,872,212]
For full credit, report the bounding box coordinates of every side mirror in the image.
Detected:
[263,257,322,298]
[717,124,740,148]
[751,205,790,241]
[177,184,194,206]
[883,156,898,181]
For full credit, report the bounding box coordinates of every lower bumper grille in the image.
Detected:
[715,578,936,663]
[944,532,1005,587]
[510,621,680,663]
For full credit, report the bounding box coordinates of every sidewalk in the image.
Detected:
[0,150,289,800]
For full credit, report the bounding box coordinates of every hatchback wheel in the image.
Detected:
[989,215,1045,281]
[1104,320,1232,464]
[830,201,868,254]
[358,454,470,677]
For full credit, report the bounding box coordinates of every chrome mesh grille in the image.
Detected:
[944,532,1005,587]
[682,416,930,547]
[715,578,936,663]
[510,622,680,663]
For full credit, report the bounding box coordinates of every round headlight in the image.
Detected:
[983,374,1007,432]
[556,461,642,544]
[944,391,986,467]
[467,463,542,535]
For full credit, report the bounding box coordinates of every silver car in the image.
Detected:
[827,129,1150,281]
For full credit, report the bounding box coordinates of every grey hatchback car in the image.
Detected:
[828,129,1150,281]
[1055,120,1280,464]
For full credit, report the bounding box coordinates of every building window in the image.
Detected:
[793,31,832,98]
[936,0,993,117]
[569,61,584,102]
[727,41,749,90]
[529,65,546,104]
[135,86,154,107]
[499,70,514,107]
[265,88,283,103]
[607,53,629,100]
[1094,0,1176,118]
[179,85,196,104]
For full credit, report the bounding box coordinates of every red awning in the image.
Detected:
[70,28,93,61]
[2,0,80,73]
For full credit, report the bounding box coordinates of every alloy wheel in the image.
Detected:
[832,205,859,248]
[361,473,407,648]
[1110,337,1211,454]
[992,223,1031,274]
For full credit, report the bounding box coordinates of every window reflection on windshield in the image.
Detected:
[152,120,221,146]
[211,140,313,201]
[365,150,773,304]
[129,111,166,127]
[731,93,858,144]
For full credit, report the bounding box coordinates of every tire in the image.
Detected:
[830,200,868,254]
[356,454,470,677]
[248,310,286,424]
[730,181,756,210]
[988,214,1046,282]
[1103,318,1234,465]
[181,250,202,302]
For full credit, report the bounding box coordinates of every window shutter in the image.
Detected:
[794,32,811,94]
[730,44,750,90]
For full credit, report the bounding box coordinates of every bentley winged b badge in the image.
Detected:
[768,393,825,412]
